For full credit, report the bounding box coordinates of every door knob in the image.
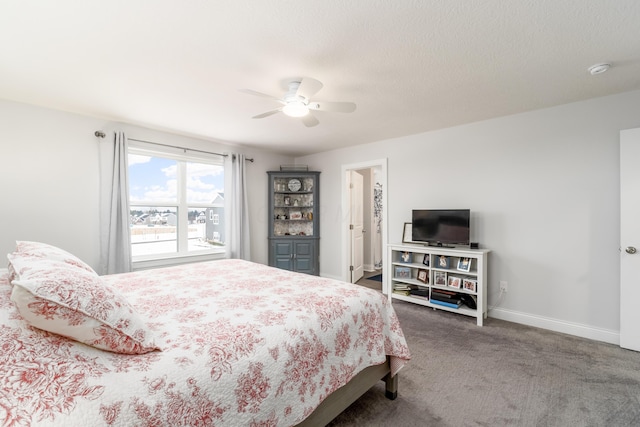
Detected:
[626,246,637,254]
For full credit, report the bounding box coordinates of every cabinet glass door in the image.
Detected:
[272,175,315,237]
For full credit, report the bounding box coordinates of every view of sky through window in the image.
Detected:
[128,154,223,203]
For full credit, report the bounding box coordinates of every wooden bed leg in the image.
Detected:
[384,373,398,400]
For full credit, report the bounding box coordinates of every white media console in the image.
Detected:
[385,244,490,326]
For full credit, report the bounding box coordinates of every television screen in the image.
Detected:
[411,209,470,246]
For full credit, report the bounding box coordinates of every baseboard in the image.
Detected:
[489,307,619,346]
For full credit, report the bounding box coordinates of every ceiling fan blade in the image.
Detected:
[239,89,283,103]
[308,101,357,113]
[296,77,323,100]
[252,109,281,119]
[301,114,319,127]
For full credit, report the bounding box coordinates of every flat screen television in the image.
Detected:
[411,209,470,246]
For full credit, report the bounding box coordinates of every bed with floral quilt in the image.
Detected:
[0,241,410,426]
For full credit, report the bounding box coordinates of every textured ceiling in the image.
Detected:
[1,0,639,156]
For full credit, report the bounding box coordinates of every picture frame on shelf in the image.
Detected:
[457,257,472,272]
[437,255,450,269]
[422,254,430,266]
[434,271,447,286]
[417,269,429,284]
[284,196,291,206]
[394,266,411,279]
[402,222,413,243]
[463,278,477,292]
[400,251,412,263]
[448,276,462,289]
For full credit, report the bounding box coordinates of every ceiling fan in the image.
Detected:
[240,77,356,127]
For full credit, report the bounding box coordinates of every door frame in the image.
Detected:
[341,159,388,284]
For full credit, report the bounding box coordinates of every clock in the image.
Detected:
[287,178,302,192]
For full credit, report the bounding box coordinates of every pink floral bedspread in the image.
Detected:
[0,259,410,426]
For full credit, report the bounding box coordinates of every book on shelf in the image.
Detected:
[430,298,463,309]
[431,290,462,302]
[408,289,429,298]
[393,283,420,296]
[431,289,459,298]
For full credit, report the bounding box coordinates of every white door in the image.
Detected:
[350,171,364,283]
[620,127,640,351]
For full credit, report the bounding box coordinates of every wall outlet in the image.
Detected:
[500,281,508,292]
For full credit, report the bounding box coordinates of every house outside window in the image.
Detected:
[205,196,224,242]
[128,143,225,264]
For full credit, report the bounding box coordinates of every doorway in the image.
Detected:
[341,159,388,289]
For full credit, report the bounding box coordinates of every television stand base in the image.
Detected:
[426,243,455,248]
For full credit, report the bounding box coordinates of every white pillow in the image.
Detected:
[10,240,96,274]
[9,256,160,354]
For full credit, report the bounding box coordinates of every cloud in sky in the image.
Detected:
[129,155,223,204]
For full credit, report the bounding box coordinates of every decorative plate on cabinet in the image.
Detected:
[287,178,302,192]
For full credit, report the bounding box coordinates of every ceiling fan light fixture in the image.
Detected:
[242,77,355,125]
[282,101,309,117]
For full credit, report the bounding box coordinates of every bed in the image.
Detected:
[1,241,410,426]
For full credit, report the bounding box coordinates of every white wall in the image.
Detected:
[4,90,640,343]
[297,90,640,342]
[0,98,293,271]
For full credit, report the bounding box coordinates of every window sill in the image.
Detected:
[132,250,226,271]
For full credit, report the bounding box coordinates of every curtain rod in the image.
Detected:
[94,130,254,162]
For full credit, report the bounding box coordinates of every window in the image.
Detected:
[128,145,225,262]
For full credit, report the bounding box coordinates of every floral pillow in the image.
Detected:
[9,257,160,354]
[7,261,17,283]
[10,240,96,275]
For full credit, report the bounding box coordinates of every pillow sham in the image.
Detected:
[10,240,96,275]
[10,258,160,354]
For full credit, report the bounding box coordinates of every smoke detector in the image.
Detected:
[588,63,611,75]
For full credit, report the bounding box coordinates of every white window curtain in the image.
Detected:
[224,153,251,260]
[99,131,132,274]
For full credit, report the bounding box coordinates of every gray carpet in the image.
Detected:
[327,300,640,426]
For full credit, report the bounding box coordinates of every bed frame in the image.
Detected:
[296,357,397,426]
